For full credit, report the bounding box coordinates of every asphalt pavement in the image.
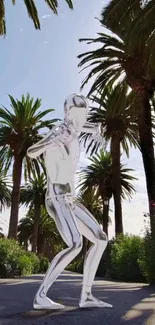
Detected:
[0,271,155,325]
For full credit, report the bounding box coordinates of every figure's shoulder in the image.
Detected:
[49,122,72,142]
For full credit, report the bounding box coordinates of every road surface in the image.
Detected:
[0,271,155,325]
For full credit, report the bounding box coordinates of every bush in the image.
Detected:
[138,232,155,284]
[17,255,33,276]
[0,238,40,278]
[108,234,146,282]
[39,256,50,273]
[26,252,40,274]
[66,260,83,274]
[0,238,24,278]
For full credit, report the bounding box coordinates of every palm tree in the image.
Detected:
[76,189,105,226]
[18,207,62,258]
[20,170,46,253]
[0,164,12,211]
[80,84,139,234]
[0,93,58,239]
[77,150,137,237]
[78,3,155,235]
[0,0,73,35]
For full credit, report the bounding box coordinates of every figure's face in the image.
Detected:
[64,94,88,132]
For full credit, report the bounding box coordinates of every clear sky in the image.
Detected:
[0,0,148,238]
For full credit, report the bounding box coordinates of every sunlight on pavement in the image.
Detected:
[122,295,155,324]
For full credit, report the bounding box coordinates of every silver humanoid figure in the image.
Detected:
[27,94,112,310]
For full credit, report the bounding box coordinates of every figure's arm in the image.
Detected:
[27,124,72,159]
[82,122,101,136]
[27,131,56,159]
[81,122,103,144]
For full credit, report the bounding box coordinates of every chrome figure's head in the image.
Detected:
[64,94,89,132]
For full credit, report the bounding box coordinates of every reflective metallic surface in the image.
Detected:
[27,94,112,310]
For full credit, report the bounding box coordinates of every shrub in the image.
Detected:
[39,256,50,273]
[108,234,146,282]
[0,238,24,278]
[0,238,40,278]
[67,260,83,274]
[138,231,155,284]
[17,255,33,276]
[26,252,40,274]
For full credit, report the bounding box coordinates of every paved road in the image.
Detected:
[0,271,155,325]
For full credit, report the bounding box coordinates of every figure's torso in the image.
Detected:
[44,124,80,196]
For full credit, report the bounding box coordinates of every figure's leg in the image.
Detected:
[74,202,112,308]
[34,197,82,310]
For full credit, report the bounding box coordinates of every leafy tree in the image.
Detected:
[78,1,155,235]
[77,150,137,236]
[0,0,73,35]
[0,93,58,239]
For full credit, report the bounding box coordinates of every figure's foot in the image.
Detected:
[33,295,65,310]
[79,293,113,308]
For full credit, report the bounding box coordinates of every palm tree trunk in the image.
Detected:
[32,201,41,253]
[111,135,123,236]
[102,200,109,237]
[37,234,45,255]
[137,91,155,237]
[8,154,23,239]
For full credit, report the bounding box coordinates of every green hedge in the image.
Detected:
[67,234,155,284]
[0,238,48,278]
[138,232,155,284]
[39,256,50,273]
[107,234,146,282]
[1,234,155,284]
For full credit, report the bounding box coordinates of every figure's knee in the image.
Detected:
[96,230,108,247]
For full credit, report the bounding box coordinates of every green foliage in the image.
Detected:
[66,260,83,274]
[0,238,40,278]
[0,238,23,277]
[26,252,40,274]
[20,171,46,208]
[107,234,145,282]
[18,206,62,255]
[77,150,136,201]
[39,256,50,273]
[17,255,33,276]
[139,232,155,284]
[0,0,73,35]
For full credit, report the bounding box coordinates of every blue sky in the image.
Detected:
[0,0,148,238]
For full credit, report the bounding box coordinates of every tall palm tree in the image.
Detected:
[78,3,155,235]
[20,170,46,253]
[0,0,73,35]
[0,93,58,239]
[18,206,62,258]
[0,164,12,211]
[80,84,139,234]
[77,150,137,237]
